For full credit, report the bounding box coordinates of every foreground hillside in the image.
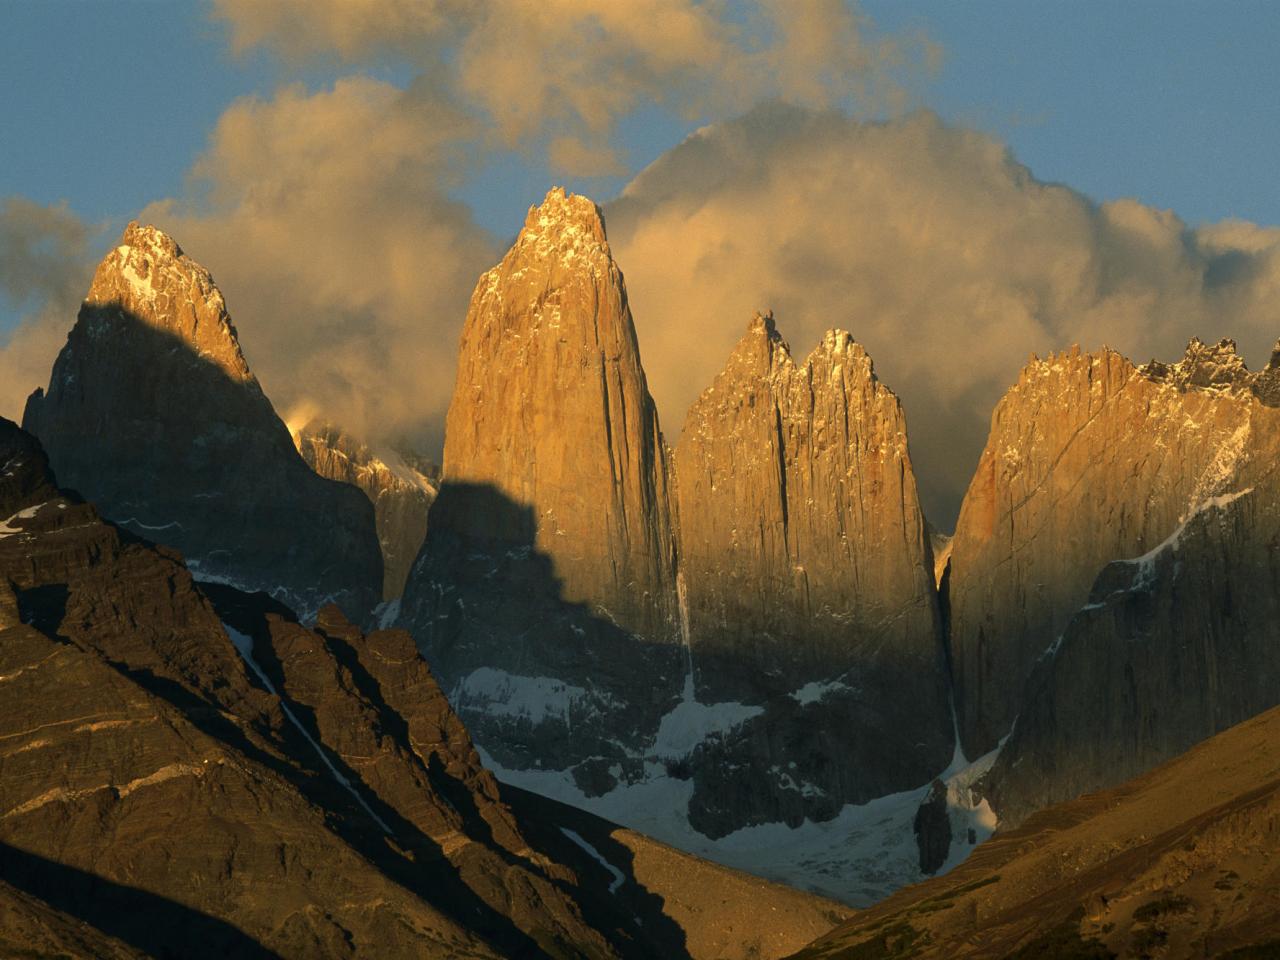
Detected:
[0,416,843,959]
[790,705,1280,959]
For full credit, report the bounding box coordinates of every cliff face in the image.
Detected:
[399,188,685,785]
[672,314,951,835]
[948,341,1273,757]
[293,421,437,601]
[984,345,1280,825]
[21,222,382,621]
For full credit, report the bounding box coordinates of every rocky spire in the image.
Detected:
[399,188,684,788]
[23,222,382,621]
[672,313,951,834]
[292,420,437,601]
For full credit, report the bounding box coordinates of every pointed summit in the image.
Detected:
[23,223,382,620]
[400,188,683,786]
[87,222,252,384]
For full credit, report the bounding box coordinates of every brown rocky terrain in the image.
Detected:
[948,339,1280,758]
[790,703,1280,959]
[672,313,950,835]
[292,420,436,600]
[22,222,382,621]
[3,415,833,958]
[399,188,686,784]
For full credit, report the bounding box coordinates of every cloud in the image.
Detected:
[211,0,933,174]
[140,77,498,450]
[0,198,93,422]
[604,104,1280,523]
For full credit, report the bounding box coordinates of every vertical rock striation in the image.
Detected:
[22,222,382,621]
[672,314,951,834]
[293,421,437,601]
[399,188,684,787]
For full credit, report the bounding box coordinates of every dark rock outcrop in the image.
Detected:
[672,314,951,835]
[399,188,685,779]
[912,779,951,876]
[987,466,1280,826]
[293,420,436,600]
[22,222,382,621]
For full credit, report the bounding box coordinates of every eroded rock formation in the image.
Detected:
[22,222,382,620]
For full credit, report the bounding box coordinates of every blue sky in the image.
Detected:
[4,0,1278,247]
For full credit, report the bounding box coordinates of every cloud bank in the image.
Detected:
[605,105,1280,521]
[0,198,93,422]
[213,0,934,174]
[141,77,498,450]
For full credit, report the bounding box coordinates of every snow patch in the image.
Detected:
[453,667,603,728]
[790,679,852,706]
[653,680,763,759]
[479,730,1002,906]
[0,502,47,538]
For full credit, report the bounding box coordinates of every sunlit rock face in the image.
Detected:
[672,313,951,835]
[400,188,685,784]
[21,223,382,621]
[293,421,437,601]
[981,341,1280,825]
[946,342,1280,757]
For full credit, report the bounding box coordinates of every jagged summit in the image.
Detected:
[521,185,607,242]
[949,334,1277,758]
[674,312,949,836]
[86,221,252,383]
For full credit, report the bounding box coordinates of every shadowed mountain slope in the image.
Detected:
[22,222,382,621]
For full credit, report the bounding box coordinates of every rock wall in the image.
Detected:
[948,341,1272,756]
[672,314,951,834]
[294,421,436,601]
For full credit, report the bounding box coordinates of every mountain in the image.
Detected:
[947,341,1278,758]
[398,188,686,784]
[21,222,382,621]
[0,416,842,959]
[398,190,975,903]
[672,313,951,836]
[789,703,1280,960]
[291,420,437,600]
[982,341,1280,825]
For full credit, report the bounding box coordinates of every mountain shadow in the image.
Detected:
[23,299,381,622]
[0,842,280,959]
